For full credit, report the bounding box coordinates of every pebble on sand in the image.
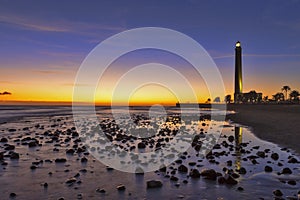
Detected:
[146,180,163,188]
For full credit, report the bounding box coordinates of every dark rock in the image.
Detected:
[9,193,17,198]
[271,153,279,160]
[178,164,188,173]
[256,151,266,158]
[146,180,163,188]
[66,149,75,154]
[8,129,16,132]
[228,135,234,143]
[189,169,200,178]
[0,137,8,143]
[4,144,15,151]
[200,169,217,180]
[237,186,244,191]
[65,177,77,184]
[264,166,273,172]
[226,160,232,166]
[224,174,238,185]
[281,167,292,174]
[106,166,114,171]
[81,157,88,163]
[231,173,240,179]
[288,157,299,163]
[30,165,37,170]
[28,141,38,147]
[137,142,146,149]
[188,162,196,166]
[96,188,106,193]
[10,152,19,159]
[116,184,126,191]
[218,176,226,184]
[251,159,258,164]
[159,166,166,172]
[287,180,296,185]
[273,189,283,197]
[170,176,179,181]
[238,167,247,175]
[43,183,48,188]
[175,159,182,164]
[55,158,67,163]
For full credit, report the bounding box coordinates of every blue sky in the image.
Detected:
[1,0,300,102]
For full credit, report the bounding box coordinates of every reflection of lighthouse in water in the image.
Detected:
[234,126,243,170]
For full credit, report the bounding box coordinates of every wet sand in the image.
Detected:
[226,104,300,155]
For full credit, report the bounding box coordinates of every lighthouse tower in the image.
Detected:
[234,41,243,103]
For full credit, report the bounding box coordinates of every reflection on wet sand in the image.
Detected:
[235,126,242,170]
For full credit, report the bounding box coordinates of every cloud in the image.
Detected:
[0,13,126,36]
[0,91,12,95]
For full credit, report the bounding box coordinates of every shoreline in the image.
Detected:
[226,104,300,155]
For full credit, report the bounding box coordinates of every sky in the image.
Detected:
[1,0,300,105]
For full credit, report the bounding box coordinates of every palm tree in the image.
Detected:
[225,95,231,104]
[281,85,291,101]
[273,92,284,102]
[289,90,300,102]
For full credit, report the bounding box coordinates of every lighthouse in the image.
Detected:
[234,41,243,103]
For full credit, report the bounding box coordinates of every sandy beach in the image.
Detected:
[226,104,300,155]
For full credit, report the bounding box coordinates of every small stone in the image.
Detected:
[116,184,126,191]
[137,142,146,149]
[159,166,167,172]
[9,193,17,198]
[146,180,163,188]
[287,180,296,185]
[30,165,37,170]
[271,153,279,160]
[189,169,200,178]
[5,144,15,151]
[77,193,83,199]
[281,167,292,174]
[96,188,106,193]
[228,136,234,143]
[224,174,238,185]
[288,157,298,163]
[10,152,19,159]
[66,149,75,154]
[44,183,48,188]
[178,164,188,173]
[81,157,88,163]
[55,158,67,163]
[0,137,8,143]
[238,167,247,175]
[218,176,226,184]
[256,151,265,158]
[264,166,273,172]
[170,176,179,181]
[65,177,77,184]
[237,186,244,191]
[200,169,217,180]
[28,141,38,147]
[273,189,283,197]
